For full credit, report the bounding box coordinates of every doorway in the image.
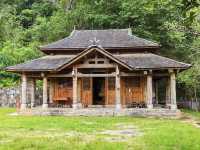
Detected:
[93,77,105,105]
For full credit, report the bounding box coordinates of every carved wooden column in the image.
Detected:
[30,78,36,108]
[170,71,177,109]
[42,76,48,108]
[21,73,27,109]
[115,65,121,110]
[146,71,153,109]
[72,66,78,109]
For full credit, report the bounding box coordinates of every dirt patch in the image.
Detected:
[99,124,142,142]
[180,112,200,128]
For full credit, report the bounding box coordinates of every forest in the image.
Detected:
[0,0,199,101]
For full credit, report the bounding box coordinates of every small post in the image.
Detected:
[21,73,27,109]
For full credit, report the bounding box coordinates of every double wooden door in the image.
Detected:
[81,77,116,107]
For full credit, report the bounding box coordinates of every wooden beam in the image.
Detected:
[77,73,116,77]
[121,72,143,76]
[121,72,169,77]
[76,64,115,68]
[47,73,72,77]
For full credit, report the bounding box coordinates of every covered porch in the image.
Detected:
[20,67,177,110]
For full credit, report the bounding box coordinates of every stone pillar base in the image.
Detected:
[72,103,82,109]
[72,103,77,109]
[31,103,35,108]
[42,104,48,109]
[170,104,177,110]
[147,104,153,109]
[21,104,27,110]
[115,104,122,110]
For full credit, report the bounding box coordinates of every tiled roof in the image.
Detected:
[6,52,191,72]
[40,29,159,51]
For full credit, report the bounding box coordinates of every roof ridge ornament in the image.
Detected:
[89,37,100,46]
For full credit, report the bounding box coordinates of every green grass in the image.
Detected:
[0,108,200,150]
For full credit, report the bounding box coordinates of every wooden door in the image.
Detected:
[81,78,92,107]
[124,77,143,105]
[105,77,115,105]
[53,78,73,104]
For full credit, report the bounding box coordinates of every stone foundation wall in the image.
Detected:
[19,108,180,117]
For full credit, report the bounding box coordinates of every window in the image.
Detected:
[89,61,95,64]
[98,61,104,64]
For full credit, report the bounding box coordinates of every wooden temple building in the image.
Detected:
[6,29,191,114]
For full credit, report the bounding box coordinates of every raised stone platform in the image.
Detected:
[19,107,180,117]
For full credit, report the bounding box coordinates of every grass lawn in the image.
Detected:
[0,108,200,150]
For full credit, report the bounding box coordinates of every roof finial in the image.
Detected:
[89,37,100,46]
[73,25,76,31]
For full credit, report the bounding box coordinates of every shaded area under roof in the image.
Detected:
[5,53,191,72]
[40,29,160,51]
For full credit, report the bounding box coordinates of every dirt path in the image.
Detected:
[179,112,200,128]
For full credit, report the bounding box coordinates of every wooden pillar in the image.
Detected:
[72,66,78,109]
[30,78,36,108]
[21,73,27,109]
[146,71,153,109]
[115,65,121,110]
[170,71,177,109]
[49,79,54,104]
[42,76,48,108]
